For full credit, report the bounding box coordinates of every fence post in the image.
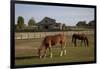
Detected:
[27,33,29,39]
[39,33,40,38]
[21,33,22,39]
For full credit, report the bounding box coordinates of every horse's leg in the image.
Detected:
[49,44,53,58]
[60,43,65,56]
[44,47,47,58]
[74,39,77,47]
[85,39,88,47]
[72,37,75,47]
[49,47,53,58]
[40,55,42,59]
[80,40,83,46]
[60,46,63,56]
[63,42,66,55]
[63,47,66,55]
[84,39,86,46]
[84,39,88,46]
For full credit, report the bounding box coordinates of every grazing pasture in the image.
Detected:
[15,31,95,66]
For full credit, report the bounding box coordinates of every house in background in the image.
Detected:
[15,17,67,32]
[37,17,65,31]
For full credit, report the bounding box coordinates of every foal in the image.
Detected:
[38,34,67,58]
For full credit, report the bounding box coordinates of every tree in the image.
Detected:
[28,17,36,26]
[17,16,24,29]
[76,21,87,26]
[88,20,95,26]
[62,24,66,30]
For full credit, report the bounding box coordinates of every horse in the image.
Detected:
[72,33,89,47]
[38,33,67,58]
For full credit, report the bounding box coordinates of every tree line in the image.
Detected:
[15,16,36,29]
[76,20,95,27]
[15,16,95,32]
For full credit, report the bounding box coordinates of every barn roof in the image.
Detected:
[38,17,56,24]
[43,17,55,21]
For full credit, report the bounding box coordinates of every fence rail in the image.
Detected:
[15,31,94,40]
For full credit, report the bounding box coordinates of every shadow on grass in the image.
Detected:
[15,55,62,60]
[15,56,39,60]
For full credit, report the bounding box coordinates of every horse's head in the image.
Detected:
[38,45,46,58]
[38,48,42,58]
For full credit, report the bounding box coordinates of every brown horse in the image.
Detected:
[72,33,89,47]
[38,34,67,58]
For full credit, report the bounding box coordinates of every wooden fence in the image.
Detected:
[15,31,94,40]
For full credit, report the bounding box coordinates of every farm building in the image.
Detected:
[37,17,65,31]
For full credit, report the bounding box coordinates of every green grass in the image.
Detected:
[15,33,95,66]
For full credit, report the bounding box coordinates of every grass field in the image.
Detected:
[15,33,95,66]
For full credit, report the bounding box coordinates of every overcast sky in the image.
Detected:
[15,4,94,26]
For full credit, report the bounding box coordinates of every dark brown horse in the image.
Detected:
[72,33,89,47]
[38,34,67,58]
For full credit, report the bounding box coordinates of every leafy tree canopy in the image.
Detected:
[17,16,24,29]
[28,17,36,26]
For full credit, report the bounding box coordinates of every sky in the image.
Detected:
[15,4,95,26]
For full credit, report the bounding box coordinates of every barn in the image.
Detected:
[37,17,64,31]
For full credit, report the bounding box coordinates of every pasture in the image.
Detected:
[15,31,95,66]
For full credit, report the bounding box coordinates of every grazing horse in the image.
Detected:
[38,34,67,58]
[72,33,89,47]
